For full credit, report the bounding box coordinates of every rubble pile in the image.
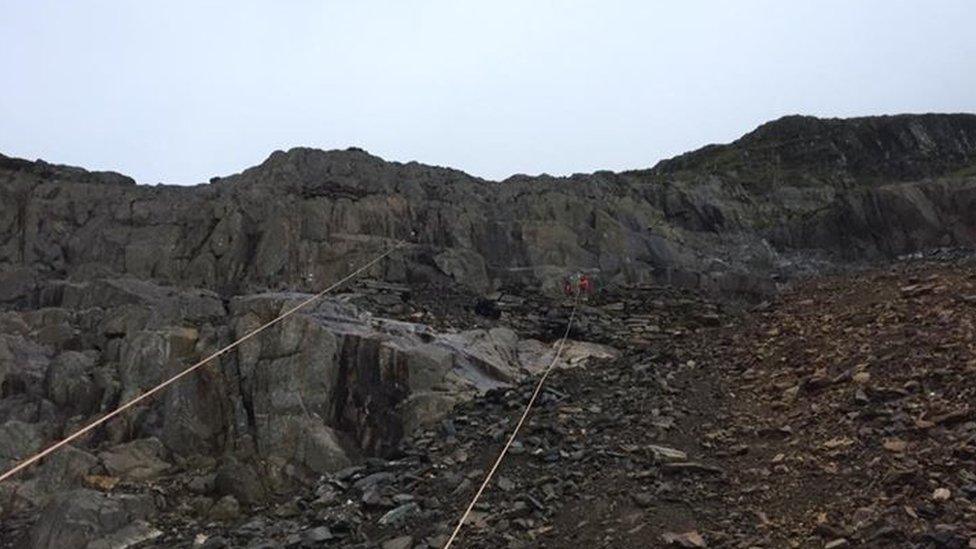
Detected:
[125,261,976,548]
[703,260,976,547]
[104,283,730,548]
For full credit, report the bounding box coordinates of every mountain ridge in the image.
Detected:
[6,112,976,190]
[651,112,976,188]
[2,113,976,305]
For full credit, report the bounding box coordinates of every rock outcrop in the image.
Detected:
[3,113,972,304]
[0,274,614,543]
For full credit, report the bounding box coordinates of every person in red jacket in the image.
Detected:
[578,274,592,295]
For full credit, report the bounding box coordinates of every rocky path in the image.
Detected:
[701,263,976,548]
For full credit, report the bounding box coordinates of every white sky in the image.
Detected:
[2,1,974,184]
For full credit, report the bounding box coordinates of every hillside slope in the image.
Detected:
[2,114,976,548]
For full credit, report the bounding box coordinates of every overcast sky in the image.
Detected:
[2,1,974,185]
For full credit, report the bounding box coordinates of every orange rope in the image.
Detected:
[0,242,402,484]
[443,297,579,548]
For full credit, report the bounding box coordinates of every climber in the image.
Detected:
[578,274,592,295]
[562,272,594,298]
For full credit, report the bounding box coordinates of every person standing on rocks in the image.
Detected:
[563,272,594,301]
[579,274,592,297]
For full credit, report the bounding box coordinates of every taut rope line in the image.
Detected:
[0,242,403,484]
[443,296,579,548]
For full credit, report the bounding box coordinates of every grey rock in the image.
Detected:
[20,445,99,504]
[86,520,162,549]
[497,476,516,492]
[0,334,52,403]
[632,492,655,508]
[379,502,420,525]
[214,458,267,506]
[201,536,231,548]
[3,115,976,301]
[98,437,171,480]
[382,535,414,549]
[0,420,44,470]
[647,444,688,463]
[0,267,36,303]
[29,489,155,549]
[45,351,100,416]
[209,495,242,522]
[353,471,395,491]
[187,473,216,495]
[302,526,334,543]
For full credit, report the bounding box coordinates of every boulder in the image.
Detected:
[214,457,267,506]
[86,521,161,549]
[0,334,52,399]
[434,248,489,292]
[208,495,241,522]
[0,420,44,470]
[19,445,99,505]
[29,489,155,549]
[294,420,353,474]
[98,438,171,480]
[0,267,36,304]
[45,351,100,416]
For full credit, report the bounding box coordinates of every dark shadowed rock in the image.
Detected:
[0,420,43,471]
[98,437,171,480]
[214,458,267,506]
[44,351,100,416]
[19,445,99,505]
[29,489,155,549]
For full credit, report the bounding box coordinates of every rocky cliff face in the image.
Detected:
[653,113,976,186]
[1,273,624,547]
[3,114,976,306]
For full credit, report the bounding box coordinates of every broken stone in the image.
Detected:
[379,502,419,525]
[86,520,162,549]
[497,476,516,492]
[99,437,171,480]
[882,438,907,453]
[382,535,414,549]
[661,462,723,475]
[302,526,334,543]
[30,489,156,549]
[209,496,241,522]
[83,475,120,492]
[632,492,654,508]
[661,530,707,547]
[647,444,688,462]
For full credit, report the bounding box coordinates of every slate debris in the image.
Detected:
[698,260,976,547]
[72,282,737,548]
[4,260,976,548]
